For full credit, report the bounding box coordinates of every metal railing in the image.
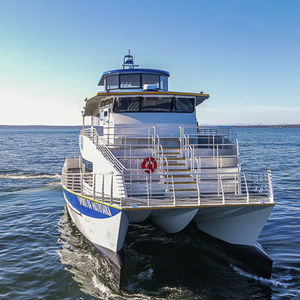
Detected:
[81,128,126,174]
[81,127,169,174]
[81,126,239,176]
[61,169,274,209]
[181,128,239,176]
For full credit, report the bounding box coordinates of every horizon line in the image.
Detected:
[1,124,300,128]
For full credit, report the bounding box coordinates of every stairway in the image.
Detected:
[161,147,240,198]
[162,147,199,197]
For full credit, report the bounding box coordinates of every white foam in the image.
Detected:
[137,268,154,281]
[92,274,110,295]
[0,173,61,179]
[231,264,291,288]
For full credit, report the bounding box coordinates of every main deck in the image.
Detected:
[61,125,274,210]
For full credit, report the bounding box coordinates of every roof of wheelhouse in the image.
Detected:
[98,68,170,86]
[98,51,169,86]
[83,52,209,116]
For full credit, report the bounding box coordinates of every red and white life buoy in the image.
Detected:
[141,156,157,174]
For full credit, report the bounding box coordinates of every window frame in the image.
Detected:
[112,96,195,113]
[105,73,169,90]
[119,73,141,89]
[105,75,119,90]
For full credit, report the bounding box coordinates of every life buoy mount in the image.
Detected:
[141,156,157,174]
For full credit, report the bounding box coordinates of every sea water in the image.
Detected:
[0,126,299,299]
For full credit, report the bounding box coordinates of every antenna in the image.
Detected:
[122,50,139,69]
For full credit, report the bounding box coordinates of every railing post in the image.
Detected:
[197,174,201,205]
[237,164,242,194]
[220,175,225,204]
[102,174,105,202]
[236,138,240,156]
[80,173,83,194]
[130,174,133,197]
[146,175,150,206]
[244,173,249,204]
[267,170,274,203]
[179,126,182,151]
[234,173,237,195]
[110,174,113,205]
[93,173,96,199]
[172,175,176,206]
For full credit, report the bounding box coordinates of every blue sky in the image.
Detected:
[0,0,299,125]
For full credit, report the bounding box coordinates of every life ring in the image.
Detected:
[141,156,157,174]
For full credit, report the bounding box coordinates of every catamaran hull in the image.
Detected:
[193,205,274,246]
[63,188,129,253]
[151,207,199,233]
[63,185,273,254]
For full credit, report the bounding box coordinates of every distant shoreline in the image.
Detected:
[232,124,300,128]
[1,124,300,129]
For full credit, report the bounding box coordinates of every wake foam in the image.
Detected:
[0,173,61,180]
[231,264,291,288]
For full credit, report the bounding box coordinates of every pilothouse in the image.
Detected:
[62,52,274,266]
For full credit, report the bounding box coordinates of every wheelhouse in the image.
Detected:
[98,52,169,92]
[83,52,209,126]
[99,69,169,91]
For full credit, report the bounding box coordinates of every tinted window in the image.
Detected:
[113,97,194,113]
[141,97,172,112]
[113,97,141,112]
[142,74,160,87]
[160,76,168,90]
[106,75,119,90]
[174,98,194,113]
[120,74,140,88]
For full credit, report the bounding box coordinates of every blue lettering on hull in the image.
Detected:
[63,188,121,219]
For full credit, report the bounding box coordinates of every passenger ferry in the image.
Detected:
[61,52,274,261]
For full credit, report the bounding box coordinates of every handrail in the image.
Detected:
[171,175,176,206]
[61,168,274,208]
[83,128,126,174]
[196,174,201,205]
[76,126,272,209]
[243,173,250,204]
[84,127,169,175]
[163,156,169,174]
[267,170,274,203]
[195,157,201,172]
[236,138,240,156]
[98,140,126,174]
[219,174,225,204]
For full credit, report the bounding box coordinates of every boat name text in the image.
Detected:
[78,197,112,216]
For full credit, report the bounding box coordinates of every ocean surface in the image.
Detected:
[0,126,299,299]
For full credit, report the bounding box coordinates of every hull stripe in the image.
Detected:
[63,188,121,219]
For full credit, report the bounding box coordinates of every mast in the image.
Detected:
[122,50,139,69]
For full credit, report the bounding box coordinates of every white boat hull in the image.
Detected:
[193,205,274,246]
[63,186,274,252]
[151,207,199,233]
[63,188,129,253]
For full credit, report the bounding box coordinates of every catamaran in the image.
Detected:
[61,52,274,260]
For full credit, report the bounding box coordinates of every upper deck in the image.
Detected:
[61,124,274,209]
[83,52,209,127]
[98,51,170,92]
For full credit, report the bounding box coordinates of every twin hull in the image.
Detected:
[63,187,273,253]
